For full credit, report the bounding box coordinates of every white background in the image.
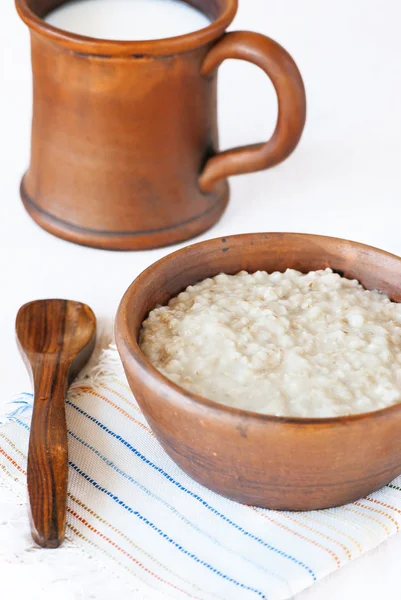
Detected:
[1,0,401,598]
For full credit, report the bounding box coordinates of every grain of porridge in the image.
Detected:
[139,269,401,417]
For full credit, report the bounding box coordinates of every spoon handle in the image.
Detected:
[28,357,69,548]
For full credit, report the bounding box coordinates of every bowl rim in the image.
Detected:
[116,232,401,426]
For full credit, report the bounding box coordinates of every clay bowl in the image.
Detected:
[115,233,401,510]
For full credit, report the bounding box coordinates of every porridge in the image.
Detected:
[139,269,401,417]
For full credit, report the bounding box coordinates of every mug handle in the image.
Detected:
[199,31,307,193]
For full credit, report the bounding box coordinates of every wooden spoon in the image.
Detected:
[16,300,96,548]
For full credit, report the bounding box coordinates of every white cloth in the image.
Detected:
[2,343,401,600]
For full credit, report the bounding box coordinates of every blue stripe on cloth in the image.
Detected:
[68,429,283,585]
[66,400,316,582]
[70,460,267,599]
[15,418,30,431]
[0,394,33,424]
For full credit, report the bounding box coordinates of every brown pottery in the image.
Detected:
[16,0,306,250]
[116,233,401,510]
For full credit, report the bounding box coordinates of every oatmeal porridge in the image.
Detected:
[139,269,401,417]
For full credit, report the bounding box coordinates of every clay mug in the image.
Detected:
[16,0,306,250]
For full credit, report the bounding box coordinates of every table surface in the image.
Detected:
[1,0,401,598]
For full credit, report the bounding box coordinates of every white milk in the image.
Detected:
[45,0,211,40]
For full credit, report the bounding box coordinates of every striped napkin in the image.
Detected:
[2,340,401,600]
